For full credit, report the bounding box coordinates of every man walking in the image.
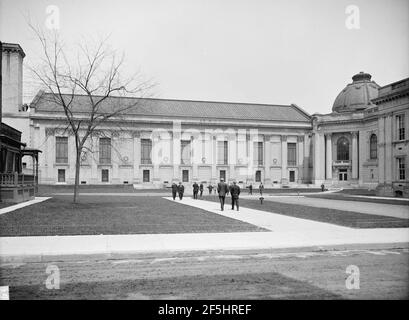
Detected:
[207,184,213,194]
[178,182,185,200]
[249,183,253,195]
[217,178,229,211]
[192,182,199,199]
[199,183,204,197]
[171,182,178,200]
[259,182,264,196]
[231,181,241,211]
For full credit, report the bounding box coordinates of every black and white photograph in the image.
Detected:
[0,0,408,308]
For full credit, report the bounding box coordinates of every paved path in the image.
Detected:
[1,197,408,261]
[240,195,409,219]
[0,197,51,215]
[50,192,170,196]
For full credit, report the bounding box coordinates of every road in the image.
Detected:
[1,244,408,300]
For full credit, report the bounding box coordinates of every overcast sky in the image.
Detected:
[1,0,408,114]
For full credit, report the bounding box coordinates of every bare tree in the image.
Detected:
[28,25,155,202]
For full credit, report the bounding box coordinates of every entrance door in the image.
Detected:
[182,169,189,182]
[58,169,66,182]
[220,170,226,181]
[143,170,150,182]
[338,169,347,181]
[289,170,295,182]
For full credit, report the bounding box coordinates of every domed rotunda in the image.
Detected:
[332,72,380,113]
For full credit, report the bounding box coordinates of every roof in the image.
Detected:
[31,92,311,122]
[332,72,380,113]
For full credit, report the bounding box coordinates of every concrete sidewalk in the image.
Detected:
[0,197,51,216]
[1,197,408,261]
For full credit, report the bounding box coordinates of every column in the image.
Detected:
[211,135,217,182]
[297,136,304,183]
[281,135,287,183]
[264,135,271,184]
[228,131,237,182]
[325,133,332,180]
[90,136,98,184]
[384,115,393,185]
[378,117,385,184]
[152,135,160,184]
[45,128,54,183]
[192,134,199,181]
[111,133,120,184]
[172,122,181,182]
[313,132,325,183]
[132,131,141,183]
[352,131,358,179]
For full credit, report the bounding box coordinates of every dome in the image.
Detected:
[332,72,380,113]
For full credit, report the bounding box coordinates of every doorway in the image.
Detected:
[338,169,348,181]
[182,169,189,182]
[289,170,295,182]
[220,170,226,181]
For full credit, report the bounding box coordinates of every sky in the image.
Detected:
[1,0,408,114]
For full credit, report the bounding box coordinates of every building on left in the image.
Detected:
[0,42,41,203]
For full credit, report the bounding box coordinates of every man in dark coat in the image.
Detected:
[249,184,253,195]
[230,181,241,211]
[259,182,264,196]
[171,182,178,200]
[178,182,185,200]
[217,178,229,211]
[192,182,199,199]
[199,183,204,197]
[207,184,213,194]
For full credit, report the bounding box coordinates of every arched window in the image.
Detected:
[337,137,349,160]
[370,134,377,159]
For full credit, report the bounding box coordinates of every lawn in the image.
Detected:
[0,195,266,237]
[202,196,409,228]
[307,193,409,206]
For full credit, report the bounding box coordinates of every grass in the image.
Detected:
[307,193,409,206]
[0,195,266,237]
[203,196,409,229]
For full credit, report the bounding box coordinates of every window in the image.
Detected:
[101,169,109,182]
[287,143,297,166]
[253,142,264,166]
[141,139,152,164]
[182,169,189,182]
[56,137,68,163]
[255,170,261,182]
[217,141,228,165]
[143,170,150,182]
[99,138,111,164]
[397,114,405,140]
[370,134,377,159]
[398,158,405,180]
[337,137,349,161]
[181,140,191,165]
[58,169,65,182]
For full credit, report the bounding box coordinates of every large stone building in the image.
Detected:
[2,43,408,196]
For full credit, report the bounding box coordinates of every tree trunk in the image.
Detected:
[73,149,81,203]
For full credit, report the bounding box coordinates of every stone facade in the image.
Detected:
[312,73,409,197]
[2,43,408,196]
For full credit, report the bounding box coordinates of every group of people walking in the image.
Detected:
[171,180,264,212]
[171,182,185,200]
[247,182,264,196]
[217,178,241,211]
